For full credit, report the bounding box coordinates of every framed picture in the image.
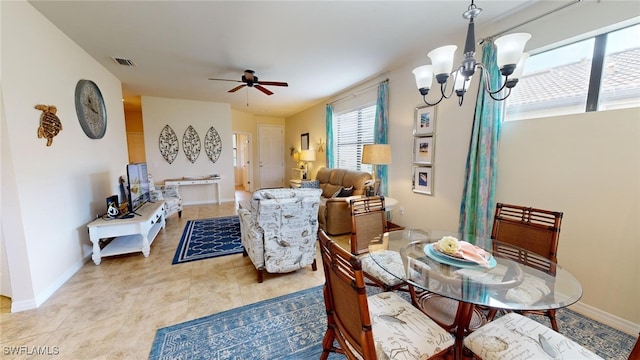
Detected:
[412,166,433,195]
[301,133,309,150]
[414,105,436,135]
[413,136,434,165]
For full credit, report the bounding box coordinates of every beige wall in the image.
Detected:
[285,105,327,180]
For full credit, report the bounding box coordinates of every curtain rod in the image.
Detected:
[480,0,582,43]
[328,78,389,106]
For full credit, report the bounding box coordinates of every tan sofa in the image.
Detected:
[315,167,372,235]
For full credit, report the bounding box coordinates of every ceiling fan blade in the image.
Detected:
[228,84,246,93]
[209,78,242,82]
[256,81,288,87]
[254,85,274,96]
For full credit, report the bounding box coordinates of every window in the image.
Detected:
[333,104,376,172]
[505,23,640,121]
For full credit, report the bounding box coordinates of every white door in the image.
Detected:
[238,133,252,192]
[258,125,284,189]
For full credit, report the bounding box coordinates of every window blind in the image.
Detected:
[333,104,376,172]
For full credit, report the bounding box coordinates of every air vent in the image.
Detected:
[112,57,136,67]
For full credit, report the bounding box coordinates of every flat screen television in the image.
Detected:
[126,162,150,214]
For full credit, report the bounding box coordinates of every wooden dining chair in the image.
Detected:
[488,203,564,331]
[318,229,454,360]
[349,196,408,292]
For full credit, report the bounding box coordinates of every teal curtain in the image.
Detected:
[325,104,335,168]
[374,80,389,196]
[458,41,503,238]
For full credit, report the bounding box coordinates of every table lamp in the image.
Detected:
[299,149,316,179]
[362,144,391,195]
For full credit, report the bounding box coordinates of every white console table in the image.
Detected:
[165,177,221,204]
[87,201,165,265]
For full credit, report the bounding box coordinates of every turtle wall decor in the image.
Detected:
[35,104,63,146]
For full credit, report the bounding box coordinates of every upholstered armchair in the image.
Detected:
[148,174,182,219]
[238,188,322,283]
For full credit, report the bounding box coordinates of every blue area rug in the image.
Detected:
[148,286,332,360]
[149,285,636,359]
[172,216,243,264]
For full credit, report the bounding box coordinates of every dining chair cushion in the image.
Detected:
[464,312,603,360]
[360,251,406,287]
[368,292,455,358]
[456,265,551,306]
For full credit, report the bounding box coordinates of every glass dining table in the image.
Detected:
[368,229,583,359]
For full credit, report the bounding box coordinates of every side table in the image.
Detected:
[384,197,404,231]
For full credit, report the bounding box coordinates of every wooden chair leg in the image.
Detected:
[548,309,558,332]
[257,268,263,283]
[312,258,318,271]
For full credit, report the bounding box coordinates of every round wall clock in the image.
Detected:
[75,79,107,139]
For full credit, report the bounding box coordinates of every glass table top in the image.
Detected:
[368,229,583,311]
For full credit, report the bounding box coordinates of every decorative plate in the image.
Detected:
[424,244,497,269]
[182,125,201,163]
[204,126,222,163]
[159,125,179,164]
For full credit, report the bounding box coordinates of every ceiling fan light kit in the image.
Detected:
[209,69,288,96]
[412,0,531,106]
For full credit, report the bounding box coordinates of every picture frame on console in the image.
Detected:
[414,105,436,135]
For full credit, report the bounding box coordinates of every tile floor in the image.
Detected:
[0,188,329,359]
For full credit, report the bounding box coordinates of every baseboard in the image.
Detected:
[10,254,90,313]
[570,301,640,336]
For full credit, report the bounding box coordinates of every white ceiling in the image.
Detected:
[29,1,533,117]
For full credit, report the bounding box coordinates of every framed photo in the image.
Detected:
[412,166,433,195]
[301,133,309,150]
[413,136,434,165]
[414,105,436,135]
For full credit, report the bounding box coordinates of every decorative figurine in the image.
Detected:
[35,104,63,146]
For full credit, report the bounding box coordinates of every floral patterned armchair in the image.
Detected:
[238,188,322,283]
[148,174,182,219]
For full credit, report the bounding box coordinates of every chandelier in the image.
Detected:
[412,0,531,106]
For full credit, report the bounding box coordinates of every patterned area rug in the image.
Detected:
[172,216,242,264]
[149,285,637,359]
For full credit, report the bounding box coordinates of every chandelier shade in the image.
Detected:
[412,0,531,106]
[495,33,532,74]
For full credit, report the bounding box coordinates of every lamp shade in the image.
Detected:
[495,33,531,68]
[299,149,316,162]
[510,53,530,80]
[428,45,457,77]
[412,65,433,90]
[362,144,391,165]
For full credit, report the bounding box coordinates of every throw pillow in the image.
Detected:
[300,180,320,188]
[322,184,342,198]
[336,186,354,197]
[331,186,344,198]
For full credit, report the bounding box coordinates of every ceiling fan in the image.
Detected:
[208,70,288,95]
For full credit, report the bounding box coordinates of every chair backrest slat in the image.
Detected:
[491,203,563,274]
[350,196,387,255]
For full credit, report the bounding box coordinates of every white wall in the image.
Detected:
[1,1,129,311]
[141,96,235,204]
